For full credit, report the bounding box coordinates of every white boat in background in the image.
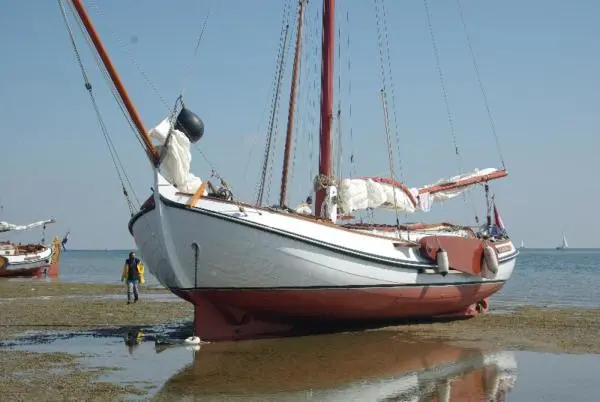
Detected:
[62,0,519,341]
[519,240,525,249]
[556,232,569,250]
[0,219,62,278]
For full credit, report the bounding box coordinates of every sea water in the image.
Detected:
[56,248,600,308]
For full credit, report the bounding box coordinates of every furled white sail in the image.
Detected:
[149,118,204,194]
[419,168,499,202]
[338,178,419,214]
[337,168,502,214]
[0,219,55,233]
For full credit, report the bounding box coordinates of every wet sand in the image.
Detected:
[385,306,600,355]
[0,281,191,400]
[1,281,599,400]
[0,281,171,298]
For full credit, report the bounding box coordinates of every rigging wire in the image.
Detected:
[307,2,321,195]
[374,0,406,183]
[256,1,293,206]
[181,4,212,98]
[288,2,309,203]
[242,96,276,198]
[72,2,223,189]
[380,89,401,227]
[58,0,140,214]
[374,0,401,227]
[422,0,480,224]
[89,1,222,183]
[289,0,320,204]
[86,0,171,111]
[341,8,365,222]
[455,0,506,169]
[185,7,223,182]
[63,0,167,252]
[345,10,357,181]
[422,0,463,173]
[266,15,295,204]
[335,18,343,184]
[262,23,290,205]
[68,4,147,155]
[244,4,299,201]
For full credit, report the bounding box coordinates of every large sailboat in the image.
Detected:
[61,0,518,341]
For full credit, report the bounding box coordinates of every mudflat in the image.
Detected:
[1,281,598,400]
[386,306,600,354]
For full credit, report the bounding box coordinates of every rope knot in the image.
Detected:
[313,174,336,193]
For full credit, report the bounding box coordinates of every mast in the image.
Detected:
[315,0,335,217]
[69,0,159,166]
[280,0,306,208]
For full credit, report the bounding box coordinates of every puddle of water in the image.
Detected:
[152,332,519,401]
[4,323,192,399]
[507,351,600,402]
[3,327,599,401]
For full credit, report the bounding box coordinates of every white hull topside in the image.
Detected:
[1,246,52,268]
[129,172,517,291]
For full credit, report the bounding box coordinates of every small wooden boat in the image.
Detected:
[0,219,62,278]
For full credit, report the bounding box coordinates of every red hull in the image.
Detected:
[173,281,501,342]
[0,262,60,278]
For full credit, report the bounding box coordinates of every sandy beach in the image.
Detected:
[1,281,599,400]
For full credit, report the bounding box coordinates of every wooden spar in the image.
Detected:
[366,168,507,197]
[315,0,335,217]
[187,181,209,207]
[279,0,306,208]
[418,169,507,195]
[69,0,159,166]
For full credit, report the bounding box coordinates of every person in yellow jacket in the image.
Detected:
[121,251,145,304]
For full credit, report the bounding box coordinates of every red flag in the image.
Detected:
[493,202,505,230]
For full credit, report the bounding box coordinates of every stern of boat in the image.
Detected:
[46,236,62,276]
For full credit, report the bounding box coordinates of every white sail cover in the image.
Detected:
[338,168,500,214]
[149,118,204,194]
[338,178,419,214]
[420,167,499,202]
[0,219,55,233]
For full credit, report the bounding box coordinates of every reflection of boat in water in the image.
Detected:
[154,331,517,401]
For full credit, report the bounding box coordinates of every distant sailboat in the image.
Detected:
[519,240,525,249]
[556,232,568,250]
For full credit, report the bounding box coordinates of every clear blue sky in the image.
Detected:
[1,0,598,249]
